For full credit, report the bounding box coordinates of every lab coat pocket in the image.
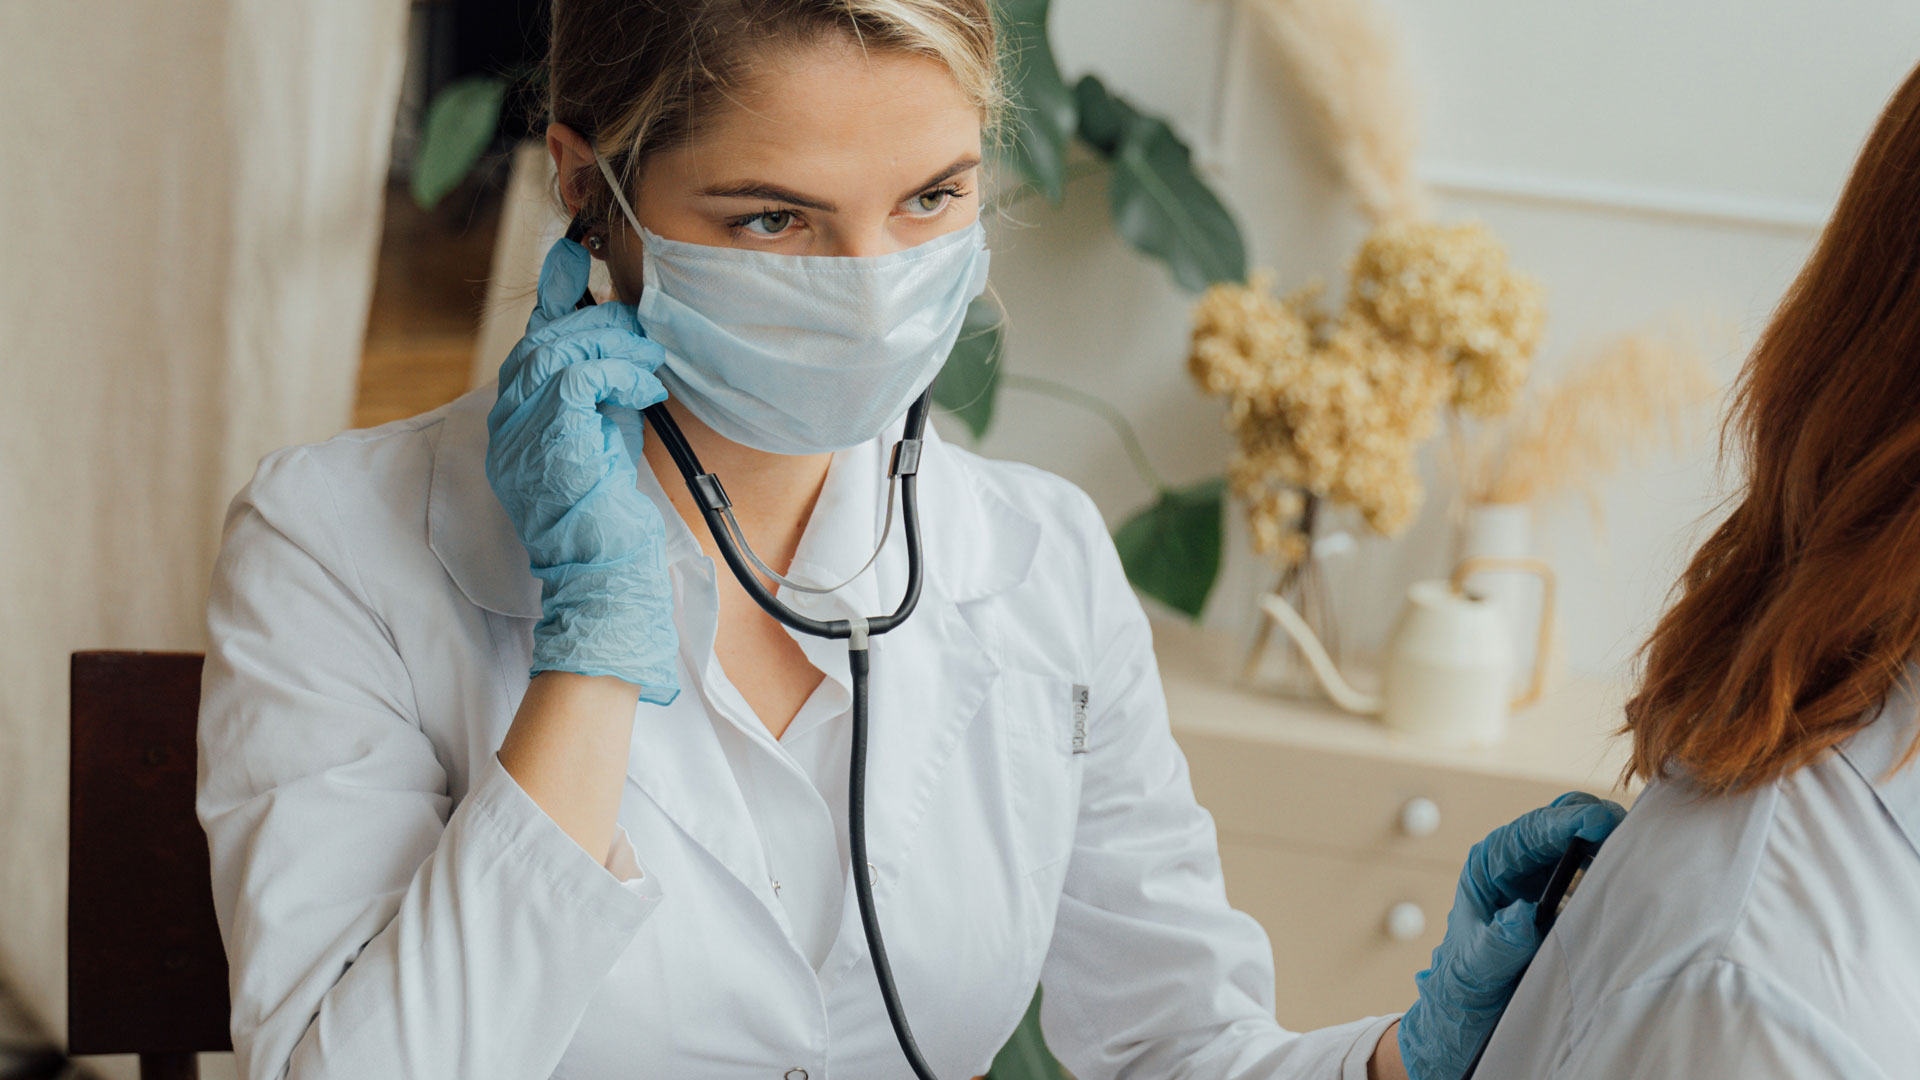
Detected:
[999,669,1084,877]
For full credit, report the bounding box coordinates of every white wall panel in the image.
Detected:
[1392,0,1920,204]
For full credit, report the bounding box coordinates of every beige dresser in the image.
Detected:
[1152,618,1638,1031]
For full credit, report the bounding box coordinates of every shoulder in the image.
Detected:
[938,436,1103,522]
[1546,755,1919,1072]
[923,436,1148,674]
[1528,774,1776,1030]
[230,387,482,531]
[1558,957,1885,1079]
[217,387,492,604]
[1716,750,1920,1056]
[927,434,1126,612]
[930,436,1112,564]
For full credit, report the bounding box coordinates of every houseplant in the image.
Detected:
[413,0,1248,627]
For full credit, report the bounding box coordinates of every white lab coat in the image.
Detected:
[1474,671,1920,1077]
[197,382,1397,1080]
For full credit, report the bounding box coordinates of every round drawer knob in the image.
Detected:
[1384,901,1427,942]
[1399,796,1441,838]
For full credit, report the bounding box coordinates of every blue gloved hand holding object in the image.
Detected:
[1397,791,1626,1080]
[485,234,679,704]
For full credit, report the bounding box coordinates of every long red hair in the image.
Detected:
[1627,59,1920,793]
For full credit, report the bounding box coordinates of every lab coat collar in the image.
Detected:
[1840,668,1920,862]
[759,418,895,639]
[425,388,544,619]
[423,383,1041,621]
[917,419,1044,605]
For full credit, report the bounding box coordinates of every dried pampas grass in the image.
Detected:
[1248,0,1427,223]
[1467,329,1721,516]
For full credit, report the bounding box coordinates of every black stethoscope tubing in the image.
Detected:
[639,394,928,638]
[567,253,948,1078]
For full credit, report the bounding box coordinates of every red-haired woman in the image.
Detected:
[1472,59,1920,1079]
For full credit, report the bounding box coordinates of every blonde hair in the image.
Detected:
[546,0,1004,220]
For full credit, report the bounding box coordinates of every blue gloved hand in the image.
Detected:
[1397,791,1626,1080]
[484,235,679,704]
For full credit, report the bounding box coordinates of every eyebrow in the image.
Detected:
[899,155,982,200]
[695,155,982,213]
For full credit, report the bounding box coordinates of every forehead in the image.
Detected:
[659,38,982,189]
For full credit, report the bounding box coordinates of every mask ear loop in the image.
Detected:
[590,141,647,243]
[564,138,631,309]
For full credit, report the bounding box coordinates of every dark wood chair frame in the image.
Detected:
[68,651,231,1080]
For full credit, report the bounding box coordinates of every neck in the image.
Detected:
[641,396,832,577]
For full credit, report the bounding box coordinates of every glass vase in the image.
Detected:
[1240,542,1342,702]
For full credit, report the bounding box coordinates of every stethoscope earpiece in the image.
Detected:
[564,209,594,245]
[566,209,607,277]
[564,210,602,311]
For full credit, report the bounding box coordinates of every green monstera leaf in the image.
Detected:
[996,0,1078,203]
[932,294,1005,439]
[1073,76,1246,292]
[412,76,510,210]
[1071,72,1143,156]
[1113,478,1228,618]
[987,987,1067,1080]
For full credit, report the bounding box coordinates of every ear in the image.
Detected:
[546,123,598,217]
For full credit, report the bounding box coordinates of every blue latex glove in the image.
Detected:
[1398,791,1626,1080]
[484,235,679,704]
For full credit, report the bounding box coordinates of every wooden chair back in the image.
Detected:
[68,651,230,1080]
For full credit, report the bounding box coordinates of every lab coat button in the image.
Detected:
[784,1069,808,1080]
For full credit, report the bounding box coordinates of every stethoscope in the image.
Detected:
[564,215,949,1079]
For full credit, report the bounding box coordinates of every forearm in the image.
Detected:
[1369,1020,1406,1080]
[263,751,661,1079]
[497,670,642,862]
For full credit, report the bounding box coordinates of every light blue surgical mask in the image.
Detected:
[593,149,991,456]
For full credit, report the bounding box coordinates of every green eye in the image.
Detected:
[908,188,962,216]
[907,182,968,216]
[744,210,795,235]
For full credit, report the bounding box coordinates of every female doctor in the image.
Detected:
[195,2,1622,1079]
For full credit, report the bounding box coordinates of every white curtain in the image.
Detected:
[0,1,409,1075]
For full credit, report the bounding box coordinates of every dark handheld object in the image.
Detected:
[1458,835,1603,1079]
[1533,836,1600,931]
[564,215,943,1078]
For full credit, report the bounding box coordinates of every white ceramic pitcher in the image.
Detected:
[1259,557,1557,746]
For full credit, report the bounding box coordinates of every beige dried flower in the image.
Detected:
[1350,221,1546,415]
[1190,221,1544,561]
